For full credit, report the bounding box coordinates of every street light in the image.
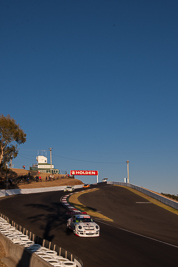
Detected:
[126,160,129,183]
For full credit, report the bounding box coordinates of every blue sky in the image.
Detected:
[1,0,178,194]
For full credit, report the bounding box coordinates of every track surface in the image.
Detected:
[0,184,178,266]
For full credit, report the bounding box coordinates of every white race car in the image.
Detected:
[64,186,74,192]
[67,213,100,237]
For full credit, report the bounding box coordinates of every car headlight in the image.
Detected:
[78,225,82,230]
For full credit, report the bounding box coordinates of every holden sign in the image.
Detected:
[70,170,98,176]
[70,170,99,183]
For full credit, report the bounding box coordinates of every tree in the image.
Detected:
[0,114,26,169]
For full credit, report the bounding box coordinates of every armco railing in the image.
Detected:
[0,213,83,267]
[108,182,178,211]
[0,184,83,198]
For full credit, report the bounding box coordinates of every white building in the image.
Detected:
[30,156,59,174]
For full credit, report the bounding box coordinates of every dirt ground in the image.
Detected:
[17,178,83,189]
[0,168,84,189]
[0,243,6,267]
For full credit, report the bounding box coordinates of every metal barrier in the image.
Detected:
[108,182,178,211]
[0,184,84,198]
[0,213,83,267]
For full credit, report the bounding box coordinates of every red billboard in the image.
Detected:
[70,170,98,176]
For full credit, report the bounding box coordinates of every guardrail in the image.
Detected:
[0,184,83,198]
[108,182,178,211]
[0,213,83,267]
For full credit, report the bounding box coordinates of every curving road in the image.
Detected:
[0,184,178,266]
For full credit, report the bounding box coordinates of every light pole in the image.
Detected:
[126,160,129,183]
[49,147,53,174]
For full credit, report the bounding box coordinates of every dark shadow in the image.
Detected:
[0,168,35,189]
[14,201,70,267]
[25,202,69,241]
[16,247,33,267]
[66,227,73,236]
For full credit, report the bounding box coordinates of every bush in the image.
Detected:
[161,193,178,201]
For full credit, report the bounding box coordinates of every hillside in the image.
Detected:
[0,168,83,189]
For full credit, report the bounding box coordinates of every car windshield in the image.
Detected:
[76,217,93,223]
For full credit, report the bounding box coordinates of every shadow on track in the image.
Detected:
[25,202,68,241]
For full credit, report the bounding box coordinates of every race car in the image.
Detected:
[64,186,74,192]
[83,184,90,188]
[67,213,100,237]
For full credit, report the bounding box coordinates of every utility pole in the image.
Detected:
[126,160,130,183]
[49,147,53,174]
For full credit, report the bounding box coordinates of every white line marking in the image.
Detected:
[136,202,151,204]
[95,220,178,249]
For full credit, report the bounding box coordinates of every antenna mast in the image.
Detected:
[49,147,53,173]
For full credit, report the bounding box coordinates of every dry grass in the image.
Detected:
[69,189,113,222]
[18,178,83,189]
[0,168,83,189]
[10,168,29,176]
[0,243,6,267]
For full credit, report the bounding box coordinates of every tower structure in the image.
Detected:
[126,160,130,183]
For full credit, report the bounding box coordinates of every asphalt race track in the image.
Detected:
[0,184,178,267]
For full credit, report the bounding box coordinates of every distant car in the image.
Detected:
[64,186,74,192]
[67,213,100,237]
[102,178,108,182]
[83,184,90,188]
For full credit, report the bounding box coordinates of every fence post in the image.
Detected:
[59,247,61,256]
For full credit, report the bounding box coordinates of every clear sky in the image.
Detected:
[1,0,178,194]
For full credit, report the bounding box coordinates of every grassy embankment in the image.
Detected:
[0,168,83,189]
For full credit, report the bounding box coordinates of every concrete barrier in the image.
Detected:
[0,185,83,198]
[0,233,53,267]
[108,182,178,210]
[0,218,83,267]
